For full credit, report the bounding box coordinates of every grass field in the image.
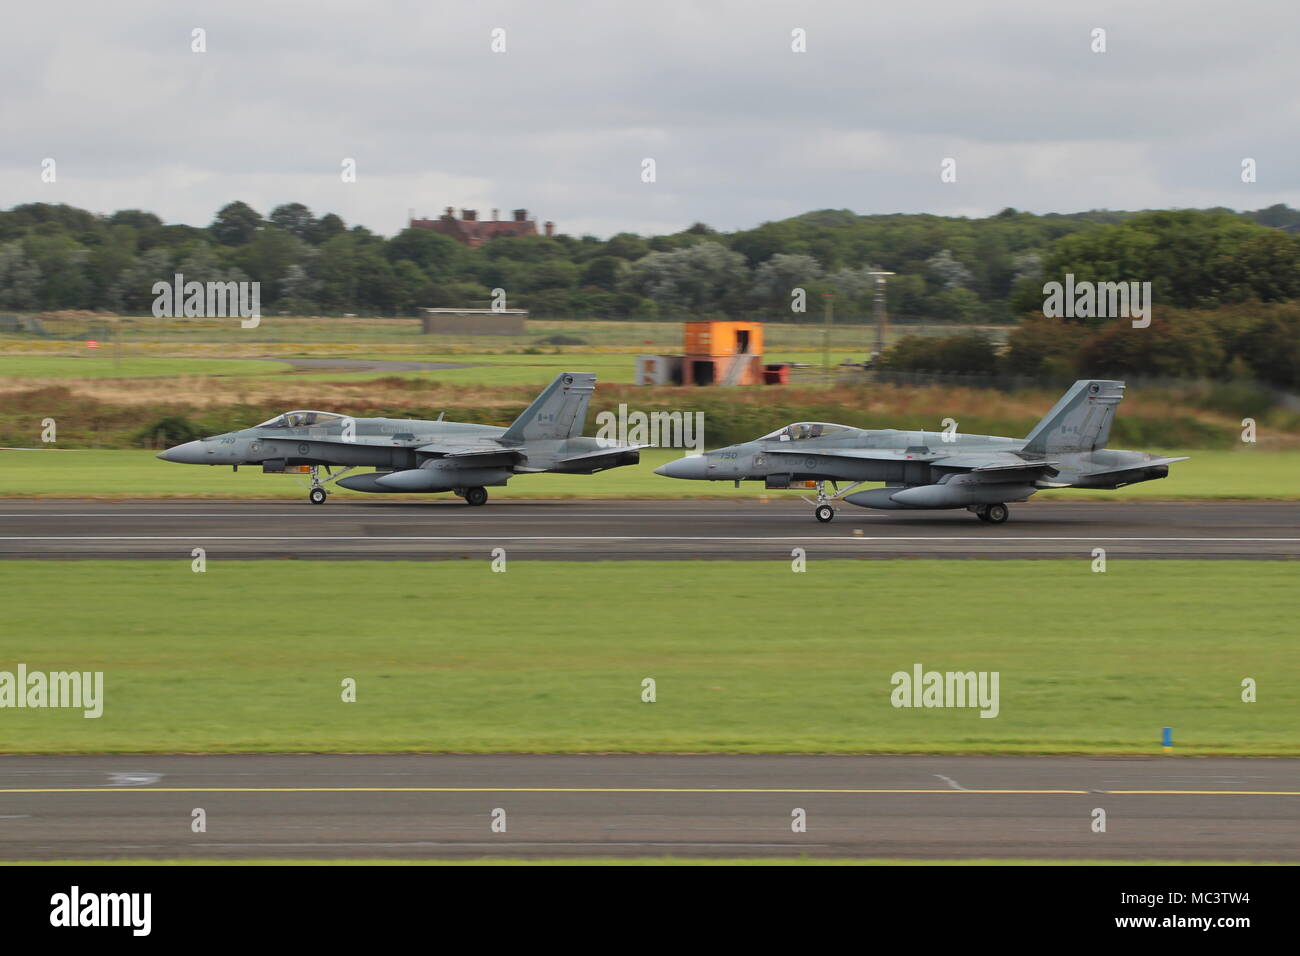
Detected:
[1,560,1294,755]
[2,315,974,350]
[0,356,296,379]
[0,350,863,387]
[293,352,641,386]
[0,447,1293,499]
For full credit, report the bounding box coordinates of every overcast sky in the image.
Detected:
[3,0,1297,239]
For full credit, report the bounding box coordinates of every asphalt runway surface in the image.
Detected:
[0,499,1296,559]
[0,754,1295,861]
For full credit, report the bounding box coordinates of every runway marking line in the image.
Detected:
[2,787,1297,795]
[194,841,827,849]
[0,513,863,519]
[2,536,1298,542]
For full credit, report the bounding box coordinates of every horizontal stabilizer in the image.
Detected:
[1084,455,1189,477]
[558,443,653,466]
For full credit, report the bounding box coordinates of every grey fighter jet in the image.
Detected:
[157,372,643,504]
[655,380,1187,523]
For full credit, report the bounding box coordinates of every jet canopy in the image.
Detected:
[256,411,346,428]
[759,422,854,442]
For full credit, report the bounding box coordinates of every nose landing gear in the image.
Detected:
[302,464,355,504]
[805,480,839,523]
[799,479,871,523]
[308,466,329,504]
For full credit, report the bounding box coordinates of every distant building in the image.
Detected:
[409,207,555,248]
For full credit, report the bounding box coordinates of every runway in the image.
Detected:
[0,754,1295,861]
[0,499,1296,559]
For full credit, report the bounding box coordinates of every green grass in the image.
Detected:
[1032,447,1298,500]
[0,447,1294,500]
[1,315,954,349]
[292,352,639,386]
[0,356,294,379]
[290,352,866,386]
[0,350,824,388]
[0,560,1295,754]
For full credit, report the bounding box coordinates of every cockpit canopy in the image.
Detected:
[758,422,854,442]
[256,411,346,429]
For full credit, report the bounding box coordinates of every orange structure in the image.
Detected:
[681,320,764,386]
[636,320,788,386]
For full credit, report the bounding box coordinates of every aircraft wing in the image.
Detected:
[767,448,941,463]
[929,452,1058,473]
[413,442,525,468]
[414,441,524,460]
[287,434,410,448]
[764,448,1061,480]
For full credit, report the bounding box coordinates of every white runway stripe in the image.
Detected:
[1,535,1296,542]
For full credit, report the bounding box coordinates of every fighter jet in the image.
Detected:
[157,372,644,504]
[655,380,1187,522]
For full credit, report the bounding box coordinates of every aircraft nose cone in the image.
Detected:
[654,454,708,479]
[157,440,207,464]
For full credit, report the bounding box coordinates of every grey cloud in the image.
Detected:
[2,0,1296,237]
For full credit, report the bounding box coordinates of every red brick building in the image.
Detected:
[409,207,555,248]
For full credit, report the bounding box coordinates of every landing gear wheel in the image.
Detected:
[464,486,489,507]
[309,487,328,505]
[974,505,991,522]
[985,503,1009,524]
[814,504,835,523]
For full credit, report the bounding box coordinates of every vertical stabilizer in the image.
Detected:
[1023,380,1125,455]
[500,373,596,443]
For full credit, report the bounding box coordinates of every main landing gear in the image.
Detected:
[454,487,489,506]
[972,503,1010,524]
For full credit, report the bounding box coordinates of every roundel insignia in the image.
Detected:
[297,442,310,455]
[563,375,573,385]
[1090,384,1100,393]
[805,457,817,469]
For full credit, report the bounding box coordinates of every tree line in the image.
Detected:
[880,302,1300,390]
[3,200,1300,324]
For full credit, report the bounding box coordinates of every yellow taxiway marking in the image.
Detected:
[0,787,1297,796]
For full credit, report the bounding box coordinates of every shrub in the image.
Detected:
[878,331,998,374]
[136,415,203,448]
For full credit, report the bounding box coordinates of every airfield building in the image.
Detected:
[409,208,556,248]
